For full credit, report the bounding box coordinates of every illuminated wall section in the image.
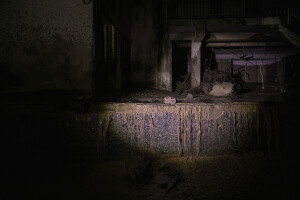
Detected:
[98,102,279,156]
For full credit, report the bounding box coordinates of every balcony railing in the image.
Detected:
[167,0,300,20]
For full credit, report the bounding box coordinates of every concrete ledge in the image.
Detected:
[98,102,280,156]
[2,101,297,159]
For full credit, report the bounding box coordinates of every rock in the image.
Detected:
[175,74,191,94]
[164,96,176,105]
[186,93,193,99]
[209,82,234,96]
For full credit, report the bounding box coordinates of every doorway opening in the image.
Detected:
[172,41,191,91]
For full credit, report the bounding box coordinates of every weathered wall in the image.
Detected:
[0,0,93,92]
[0,102,284,160]
[130,0,158,88]
[98,102,281,155]
[130,0,171,89]
[96,0,132,91]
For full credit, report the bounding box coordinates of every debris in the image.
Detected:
[190,82,212,95]
[148,162,183,199]
[203,67,250,90]
[175,74,191,94]
[209,82,234,96]
[201,82,213,94]
[125,156,153,181]
[186,93,193,99]
[203,69,228,83]
[164,96,176,105]
[152,163,182,191]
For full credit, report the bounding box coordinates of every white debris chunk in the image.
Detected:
[186,93,193,99]
[164,96,176,104]
[209,82,234,96]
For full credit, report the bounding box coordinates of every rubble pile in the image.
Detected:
[175,74,191,94]
[175,69,247,97]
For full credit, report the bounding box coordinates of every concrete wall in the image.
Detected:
[98,102,281,155]
[130,0,172,90]
[130,0,159,88]
[0,102,283,159]
[0,0,93,92]
[1,101,300,166]
[96,0,132,91]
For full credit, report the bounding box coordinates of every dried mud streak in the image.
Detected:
[99,104,158,151]
[98,112,112,157]
[176,105,205,156]
[122,113,149,147]
[260,104,279,153]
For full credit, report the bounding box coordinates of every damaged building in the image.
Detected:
[1,0,300,199]
[94,0,300,96]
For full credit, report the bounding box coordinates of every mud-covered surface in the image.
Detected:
[2,153,300,200]
[1,91,300,199]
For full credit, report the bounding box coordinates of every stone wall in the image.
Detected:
[130,0,159,88]
[0,0,93,92]
[98,102,281,156]
[2,102,298,161]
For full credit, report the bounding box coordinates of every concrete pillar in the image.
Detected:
[157,39,172,91]
[187,52,191,74]
[191,41,201,88]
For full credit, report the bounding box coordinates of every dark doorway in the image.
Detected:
[172,41,191,91]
